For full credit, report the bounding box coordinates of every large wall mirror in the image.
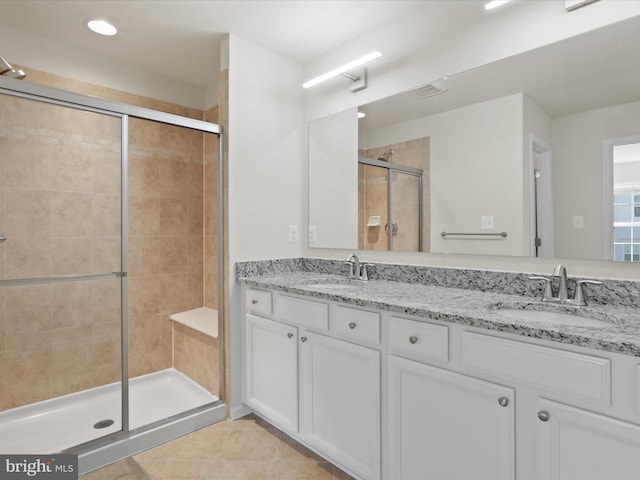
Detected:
[308,15,640,261]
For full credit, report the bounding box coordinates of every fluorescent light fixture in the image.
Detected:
[88,19,118,36]
[485,0,511,10]
[303,51,382,89]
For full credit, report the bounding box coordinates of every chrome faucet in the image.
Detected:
[344,253,368,280]
[552,264,569,302]
[345,253,360,277]
[530,264,602,306]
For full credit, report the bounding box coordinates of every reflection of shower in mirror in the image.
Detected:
[378,150,394,162]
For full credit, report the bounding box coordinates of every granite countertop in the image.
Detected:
[239,271,640,357]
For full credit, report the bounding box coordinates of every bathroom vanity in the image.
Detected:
[238,260,640,480]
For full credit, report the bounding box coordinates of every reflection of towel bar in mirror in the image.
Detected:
[441,231,507,238]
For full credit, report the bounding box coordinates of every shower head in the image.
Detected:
[378,150,394,162]
[0,56,26,80]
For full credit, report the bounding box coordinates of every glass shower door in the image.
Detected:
[389,170,422,251]
[0,92,124,453]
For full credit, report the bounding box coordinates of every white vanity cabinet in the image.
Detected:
[242,284,640,480]
[242,288,381,480]
[245,313,298,432]
[388,355,515,480]
[300,331,381,480]
[387,317,514,480]
[537,399,640,480]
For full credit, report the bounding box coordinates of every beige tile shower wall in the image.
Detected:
[0,89,123,410]
[362,163,389,251]
[173,323,218,396]
[128,117,205,378]
[0,65,216,408]
[204,106,219,311]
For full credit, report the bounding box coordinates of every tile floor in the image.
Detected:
[80,414,355,480]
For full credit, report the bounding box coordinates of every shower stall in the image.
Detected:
[0,76,225,473]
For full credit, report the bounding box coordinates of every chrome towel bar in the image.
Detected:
[441,231,507,238]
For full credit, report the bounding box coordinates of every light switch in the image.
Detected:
[573,216,584,229]
[309,225,317,243]
[481,216,494,229]
[288,224,298,243]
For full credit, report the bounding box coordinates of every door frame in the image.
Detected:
[602,135,640,260]
[528,134,553,257]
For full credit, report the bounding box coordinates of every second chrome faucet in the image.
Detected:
[345,253,369,280]
[530,264,602,306]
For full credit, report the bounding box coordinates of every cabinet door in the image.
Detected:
[537,398,640,479]
[245,313,298,433]
[387,355,515,480]
[299,331,380,480]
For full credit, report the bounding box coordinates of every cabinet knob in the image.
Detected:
[498,396,509,407]
[301,337,307,343]
[348,322,357,330]
[409,336,418,344]
[251,299,258,305]
[287,333,294,339]
[537,411,550,422]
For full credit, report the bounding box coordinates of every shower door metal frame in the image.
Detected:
[0,76,225,454]
[358,157,424,251]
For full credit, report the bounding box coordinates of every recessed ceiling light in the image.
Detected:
[485,0,511,10]
[88,19,118,36]
[357,112,366,119]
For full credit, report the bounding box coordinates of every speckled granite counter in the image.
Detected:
[238,264,640,357]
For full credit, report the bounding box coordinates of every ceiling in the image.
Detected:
[0,0,426,88]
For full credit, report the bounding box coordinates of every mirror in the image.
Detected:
[308,15,640,261]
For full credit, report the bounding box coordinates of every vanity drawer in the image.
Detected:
[333,305,381,344]
[388,316,449,363]
[245,288,272,316]
[276,294,329,331]
[462,332,611,406]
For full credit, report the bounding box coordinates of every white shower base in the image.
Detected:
[0,368,218,455]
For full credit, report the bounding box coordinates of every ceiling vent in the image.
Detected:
[409,79,448,99]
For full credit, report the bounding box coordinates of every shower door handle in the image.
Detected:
[385,222,398,236]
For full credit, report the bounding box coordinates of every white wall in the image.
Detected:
[552,100,640,260]
[308,108,359,248]
[304,0,640,122]
[361,94,526,256]
[429,94,525,256]
[302,1,640,280]
[0,24,210,110]
[226,33,304,412]
[523,94,553,256]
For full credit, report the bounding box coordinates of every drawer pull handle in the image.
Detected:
[348,322,357,330]
[538,411,550,422]
[301,337,307,343]
[287,333,293,339]
[251,299,258,305]
[498,397,509,407]
[409,336,418,344]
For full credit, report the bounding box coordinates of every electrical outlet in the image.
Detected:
[309,225,317,243]
[288,224,298,243]
[481,216,494,229]
[573,216,584,229]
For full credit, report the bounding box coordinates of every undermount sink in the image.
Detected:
[490,302,617,328]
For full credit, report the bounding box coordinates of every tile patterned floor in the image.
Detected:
[80,414,355,480]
